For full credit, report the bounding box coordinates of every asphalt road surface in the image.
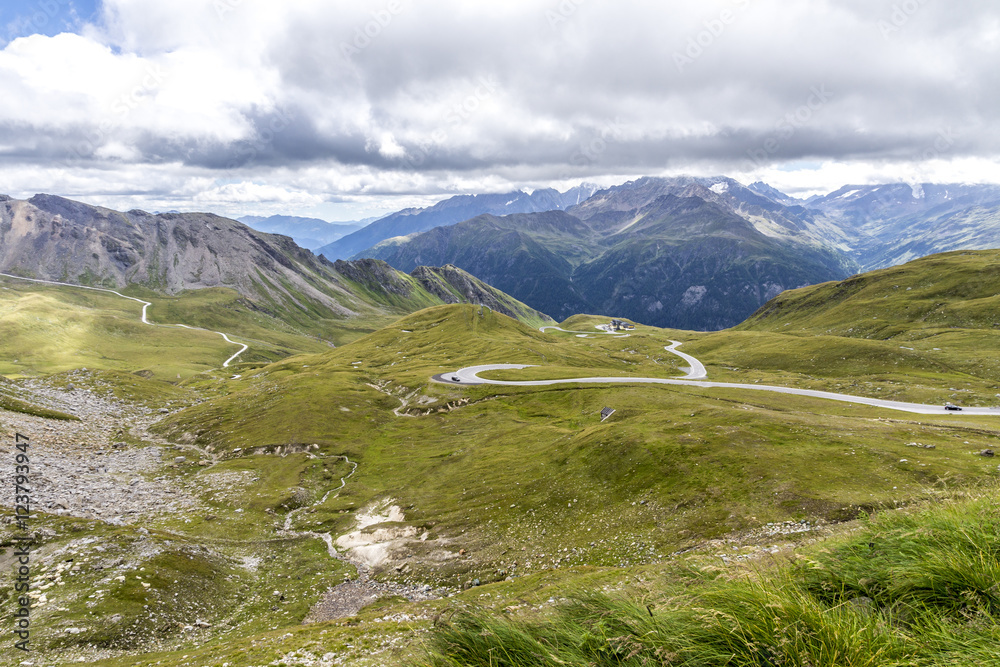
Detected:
[432,342,1000,417]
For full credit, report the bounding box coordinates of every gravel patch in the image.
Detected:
[0,375,201,524]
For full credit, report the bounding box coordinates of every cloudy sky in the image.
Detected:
[1,0,998,220]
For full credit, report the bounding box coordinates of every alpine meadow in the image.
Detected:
[2,2,1000,666]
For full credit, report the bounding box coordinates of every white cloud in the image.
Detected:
[192,181,325,207]
[0,33,143,125]
[0,0,996,217]
[93,140,141,161]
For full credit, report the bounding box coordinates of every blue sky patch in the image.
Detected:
[1,0,100,44]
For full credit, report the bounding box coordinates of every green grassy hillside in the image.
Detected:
[740,249,1000,334]
[5,251,1000,666]
[0,264,558,379]
[0,277,329,378]
[153,304,1000,589]
[424,485,1000,667]
[410,264,555,329]
[680,250,1000,408]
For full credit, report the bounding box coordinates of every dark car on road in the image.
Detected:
[944,403,962,411]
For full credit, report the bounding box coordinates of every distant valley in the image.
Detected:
[237,214,371,251]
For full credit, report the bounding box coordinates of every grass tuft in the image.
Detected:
[423,486,1000,666]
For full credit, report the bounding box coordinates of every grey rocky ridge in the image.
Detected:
[0,193,555,331]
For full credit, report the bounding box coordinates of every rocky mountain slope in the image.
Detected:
[332,258,553,327]
[318,184,597,260]
[0,194,552,330]
[804,183,1000,269]
[566,176,857,259]
[362,178,855,330]
[364,210,595,322]
[572,192,851,330]
[410,264,554,327]
[747,180,804,206]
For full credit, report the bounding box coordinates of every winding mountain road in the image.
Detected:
[435,335,1000,417]
[664,340,707,379]
[0,272,248,368]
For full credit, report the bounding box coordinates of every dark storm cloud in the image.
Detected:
[238,0,1000,173]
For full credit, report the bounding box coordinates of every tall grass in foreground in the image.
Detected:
[422,488,1000,666]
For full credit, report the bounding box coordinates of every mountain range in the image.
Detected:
[0,194,551,333]
[317,184,598,260]
[359,177,855,329]
[5,176,1000,333]
[805,182,1000,269]
[347,176,1000,330]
